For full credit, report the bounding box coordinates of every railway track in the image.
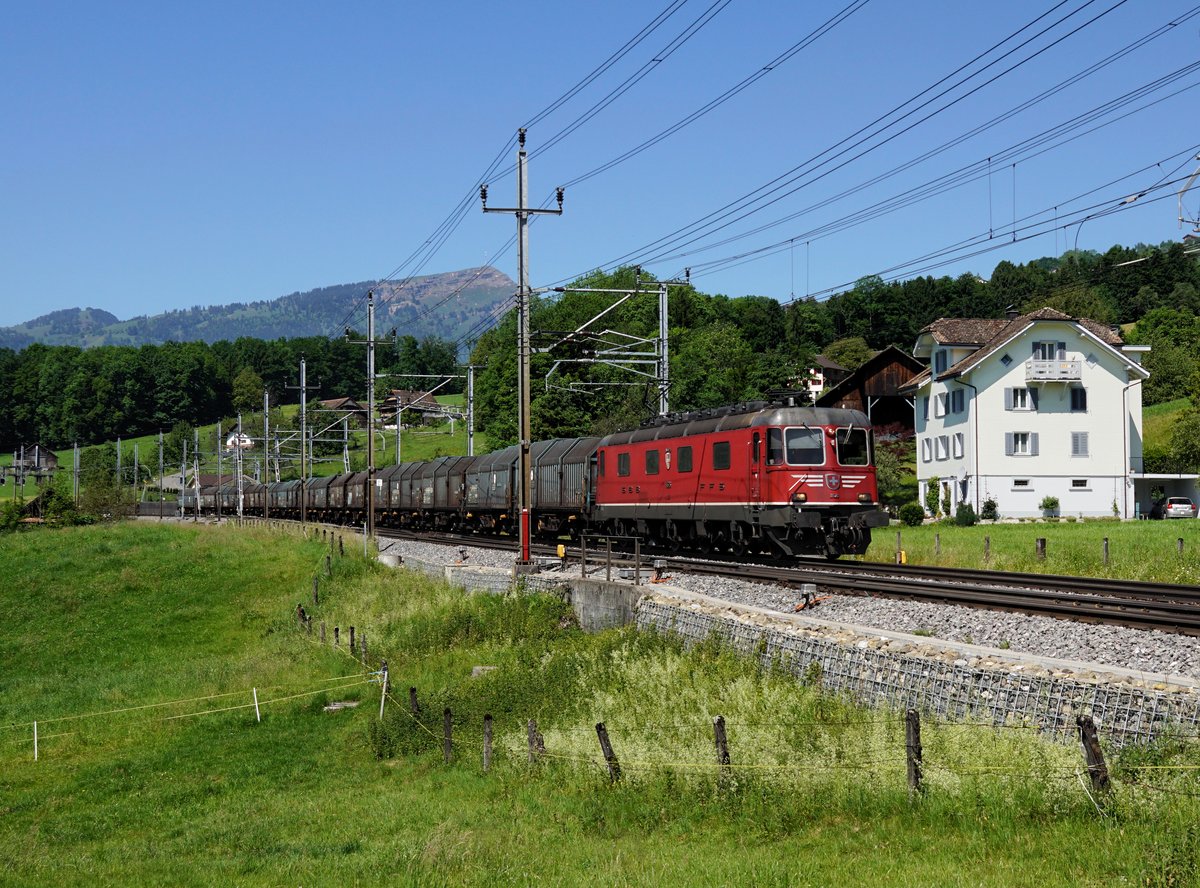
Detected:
[377,527,1200,636]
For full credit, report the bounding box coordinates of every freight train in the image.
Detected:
[185,400,889,559]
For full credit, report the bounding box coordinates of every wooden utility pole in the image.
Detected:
[482,128,564,565]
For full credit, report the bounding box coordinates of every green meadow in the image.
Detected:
[2,522,1199,886]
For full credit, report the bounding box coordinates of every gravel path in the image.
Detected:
[380,539,1200,680]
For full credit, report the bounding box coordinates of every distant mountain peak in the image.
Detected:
[0,267,516,349]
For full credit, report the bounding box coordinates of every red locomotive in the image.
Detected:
[593,401,887,559]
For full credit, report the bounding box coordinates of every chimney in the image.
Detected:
[1005,304,1019,321]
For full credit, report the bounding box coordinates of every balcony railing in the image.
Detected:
[1025,358,1081,382]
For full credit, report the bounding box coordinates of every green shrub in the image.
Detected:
[980,497,998,520]
[954,503,978,526]
[924,476,940,517]
[899,502,925,526]
[1039,495,1060,513]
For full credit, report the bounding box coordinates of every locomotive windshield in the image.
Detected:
[836,426,871,466]
[768,428,825,465]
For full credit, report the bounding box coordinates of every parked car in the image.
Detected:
[1164,496,1198,519]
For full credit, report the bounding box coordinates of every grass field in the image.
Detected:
[3,522,1200,885]
[863,518,1200,584]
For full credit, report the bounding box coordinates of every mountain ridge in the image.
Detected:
[0,267,516,349]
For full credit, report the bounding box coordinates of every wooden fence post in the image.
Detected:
[333,626,339,647]
[1036,537,1046,561]
[934,533,941,558]
[325,554,332,577]
[443,708,453,763]
[409,687,421,715]
[483,714,493,773]
[895,531,902,562]
[713,715,730,779]
[595,722,621,783]
[1103,537,1109,566]
[527,719,545,763]
[320,621,326,643]
[905,709,923,797]
[1076,715,1110,794]
[339,536,345,557]
[984,535,990,561]
[348,626,355,656]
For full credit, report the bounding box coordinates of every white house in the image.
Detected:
[900,307,1155,519]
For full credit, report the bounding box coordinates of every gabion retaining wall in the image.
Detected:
[637,599,1200,749]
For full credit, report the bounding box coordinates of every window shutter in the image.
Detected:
[1030,432,1040,456]
[1005,433,1014,456]
[1030,388,1039,411]
[1004,388,1013,410]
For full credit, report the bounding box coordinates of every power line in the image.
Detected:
[673,65,1200,277]
[552,0,1125,284]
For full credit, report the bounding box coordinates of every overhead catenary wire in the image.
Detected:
[553,0,1128,285]
[619,0,1137,276]
[654,37,1200,273]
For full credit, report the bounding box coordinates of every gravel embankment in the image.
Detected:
[379,539,1200,680]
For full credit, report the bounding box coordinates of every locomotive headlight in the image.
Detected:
[791,492,807,504]
[857,493,873,503]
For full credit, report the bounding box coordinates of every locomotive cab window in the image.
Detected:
[645,449,659,475]
[836,426,871,466]
[598,450,605,476]
[617,452,631,477]
[767,429,784,465]
[786,428,824,465]
[712,441,731,470]
[677,446,693,472]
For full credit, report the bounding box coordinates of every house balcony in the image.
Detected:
[1025,358,1081,383]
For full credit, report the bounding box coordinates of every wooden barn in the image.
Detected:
[815,345,923,435]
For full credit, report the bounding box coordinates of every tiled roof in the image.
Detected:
[912,307,1127,385]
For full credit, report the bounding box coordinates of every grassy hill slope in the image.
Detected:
[1,523,1197,885]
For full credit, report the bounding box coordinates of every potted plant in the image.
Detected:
[1039,495,1060,519]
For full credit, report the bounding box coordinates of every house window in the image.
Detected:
[1005,432,1038,456]
[1070,388,1087,412]
[934,393,948,418]
[951,389,965,413]
[645,449,659,475]
[617,452,630,477]
[952,432,964,459]
[712,441,730,470]
[1071,479,1089,489]
[1005,387,1037,411]
[921,439,932,463]
[1071,432,1089,457]
[934,350,948,373]
[1000,353,1013,367]
[1033,341,1066,360]
[936,436,949,460]
[678,446,693,472]
[922,396,929,422]
[1013,479,1030,488]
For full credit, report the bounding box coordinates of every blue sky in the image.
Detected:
[2,0,1198,325]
